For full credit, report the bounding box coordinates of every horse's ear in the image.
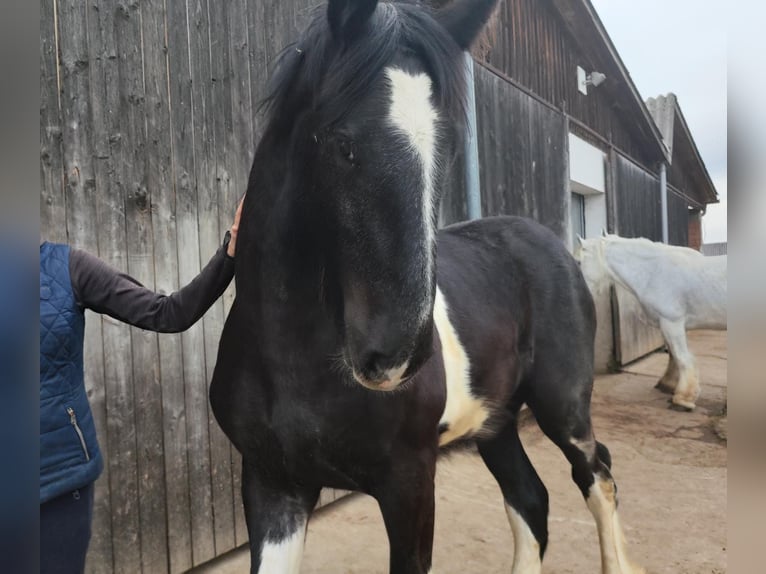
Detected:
[435,0,499,50]
[601,228,608,237]
[576,234,585,247]
[327,0,378,45]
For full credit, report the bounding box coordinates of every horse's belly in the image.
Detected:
[433,287,491,446]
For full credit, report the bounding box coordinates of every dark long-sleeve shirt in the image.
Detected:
[69,234,235,332]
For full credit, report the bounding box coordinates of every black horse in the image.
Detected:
[210,1,643,572]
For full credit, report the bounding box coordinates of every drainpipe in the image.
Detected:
[660,162,668,243]
[464,53,482,220]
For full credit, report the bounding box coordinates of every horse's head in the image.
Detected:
[262,0,497,390]
[574,235,612,294]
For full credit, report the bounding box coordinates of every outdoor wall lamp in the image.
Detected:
[577,66,607,95]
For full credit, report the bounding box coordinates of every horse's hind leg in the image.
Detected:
[241,462,320,574]
[655,349,679,394]
[477,414,548,573]
[659,318,699,410]
[529,386,644,574]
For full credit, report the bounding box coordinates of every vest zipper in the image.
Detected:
[67,407,91,461]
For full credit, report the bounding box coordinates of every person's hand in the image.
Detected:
[227,196,244,258]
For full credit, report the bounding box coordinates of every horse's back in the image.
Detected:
[437,216,594,334]
[605,239,727,329]
[435,216,595,408]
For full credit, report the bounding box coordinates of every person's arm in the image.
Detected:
[70,199,243,333]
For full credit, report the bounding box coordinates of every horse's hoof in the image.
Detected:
[654,381,675,394]
[669,398,695,412]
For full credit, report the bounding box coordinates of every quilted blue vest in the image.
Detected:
[40,242,103,503]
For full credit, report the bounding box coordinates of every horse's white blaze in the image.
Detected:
[385,67,439,324]
[505,504,542,574]
[433,287,490,446]
[586,475,645,574]
[257,522,306,574]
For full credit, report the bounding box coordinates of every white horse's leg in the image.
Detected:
[659,319,699,410]
[655,350,679,394]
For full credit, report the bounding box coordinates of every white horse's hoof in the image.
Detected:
[669,397,695,411]
[654,380,675,394]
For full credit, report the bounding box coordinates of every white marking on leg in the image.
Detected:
[570,436,597,461]
[257,519,307,574]
[385,67,439,325]
[433,287,490,446]
[505,503,542,574]
[585,475,644,574]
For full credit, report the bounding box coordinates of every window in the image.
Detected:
[568,133,607,250]
[571,192,586,246]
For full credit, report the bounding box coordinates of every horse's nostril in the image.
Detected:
[361,350,389,379]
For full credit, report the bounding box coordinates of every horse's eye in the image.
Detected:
[338,139,356,164]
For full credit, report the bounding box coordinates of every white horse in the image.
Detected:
[574,234,727,410]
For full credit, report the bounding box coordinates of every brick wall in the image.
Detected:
[688,210,702,250]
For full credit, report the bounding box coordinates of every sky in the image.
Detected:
[590,0,727,243]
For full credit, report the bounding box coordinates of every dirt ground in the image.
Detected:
[197,331,727,573]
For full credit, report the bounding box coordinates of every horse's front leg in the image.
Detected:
[241,462,320,574]
[374,449,438,574]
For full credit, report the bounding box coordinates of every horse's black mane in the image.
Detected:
[261,1,468,131]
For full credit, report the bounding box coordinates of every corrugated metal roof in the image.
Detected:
[701,242,727,256]
[645,94,677,159]
[646,93,719,204]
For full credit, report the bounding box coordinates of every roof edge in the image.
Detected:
[575,0,671,163]
[671,96,719,204]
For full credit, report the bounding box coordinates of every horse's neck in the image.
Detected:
[601,241,655,296]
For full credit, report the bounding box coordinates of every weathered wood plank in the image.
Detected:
[185,0,218,565]
[142,0,185,566]
[475,65,566,237]
[613,285,664,365]
[231,451,247,548]
[206,0,236,557]
[100,1,144,571]
[52,2,114,572]
[40,0,66,243]
[615,153,662,241]
[130,1,171,572]
[164,0,196,569]
[667,188,690,247]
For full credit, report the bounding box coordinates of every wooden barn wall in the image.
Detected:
[667,188,690,247]
[612,286,665,366]
[481,0,656,167]
[667,119,708,209]
[614,154,662,241]
[39,1,333,572]
[611,154,664,364]
[474,65,568,239]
